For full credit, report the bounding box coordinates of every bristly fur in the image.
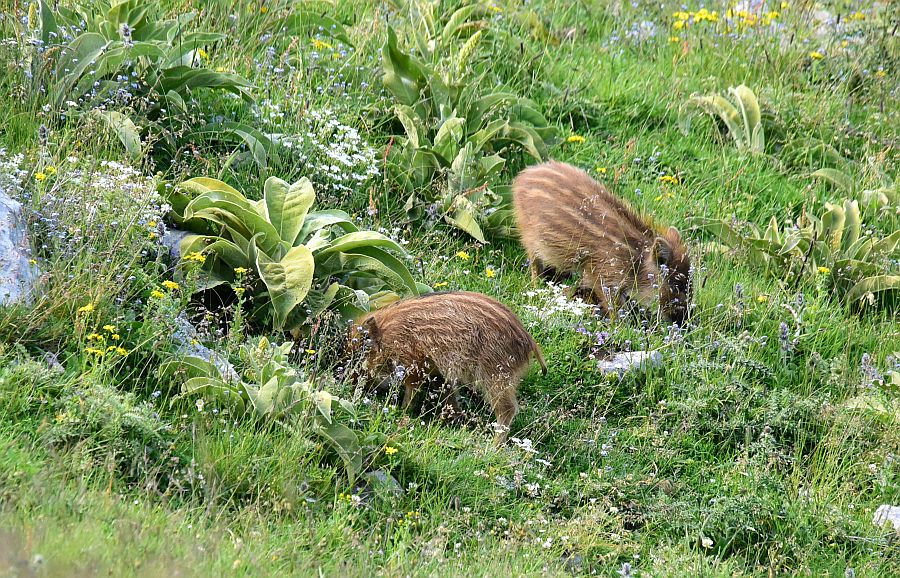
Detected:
[345,291,546,445]
[512,160,692,323]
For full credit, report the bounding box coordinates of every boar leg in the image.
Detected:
[531,257,572,285]
[437,380,463,423]
[485,383,519,445]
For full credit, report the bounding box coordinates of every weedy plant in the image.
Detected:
[679,84,765,153]
[22,0,264,166]
[381,2,556,241]
[166,175,427,332]
[698,199,900,308]
[811,166,900,214]
[161,336,363,479]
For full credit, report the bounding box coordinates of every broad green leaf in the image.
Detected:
[811,168,856,193]
[433,116,466,162]
[312,390,333,424]
[846,275,900,305]
[679,95,744,148]
[178,177,242,197]
[90,110,142,158]
[382,27,426,107]
[263,176,316,246]
[180,377,247,413]
[841,199,861,253]
[315,420,362,481]
[296,210,357,243]
[315,231,407,258]
[191,121,273,169]
[276,12,353,46]
[446,204,487,243]
[253,376,280,417]
[820,203,846,250]
[158,356,218,382]
[729,85,763,152]
[394,105,425,149]
[257,245,315,330]
[332,249,418,295]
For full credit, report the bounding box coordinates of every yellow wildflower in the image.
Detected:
[841,40,850,48]
[434,281,449,288]
[781,1,788,8]
[485,267,495,278]
[196,48,209,61]
[311,38,332,51]
[35,172,47,181]
[147,220,157,228]
[260,5,269,13]
[756,295,768,303]
[234,267,249,275]
[87,333,104,341]
[809,51,824,60]
[875,70,886,78]
[384,446,398,455]
[183,252,207,264]
[659,175,679,185]
[77,303,95,314]
[596,166,607,174]
[305,349,316,355]
[673,11,690,21]
[29,259,37,265]
[669,36,680,43]
[848,11,864,21]
[111,334,120,340]
[488,4,502,13]
[148,231,157,240]
[115,347,129,356]
[456,251,470,261]
[162,280,180,290]
[45,166,57,175]
[102,324,116,333]
[817,266,831,274]
[150,289,166,299]
[673,20,685,30]
[85,347,105,356]
[566,135,585,144]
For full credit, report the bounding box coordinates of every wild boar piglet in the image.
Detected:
[347,291,546,444]
[513,161,692,324]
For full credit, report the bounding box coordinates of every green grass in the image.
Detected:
[1,1,899,576]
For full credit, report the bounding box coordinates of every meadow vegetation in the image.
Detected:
[0,0,898,576]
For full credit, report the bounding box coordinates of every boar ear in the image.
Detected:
[363,316,380,341]
[654,236,674,267]
[667,226,682,243]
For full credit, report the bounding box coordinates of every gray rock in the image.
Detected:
[598,350,662,376]
[873,505,900,531]
[172,313,238,382]
[352,469,404,504]
[0,190,40,305]
[160,227,192,263]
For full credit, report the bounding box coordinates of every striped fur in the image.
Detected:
[346,291,546,444]
[512,161,691,323]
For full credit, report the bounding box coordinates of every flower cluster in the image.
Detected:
[258,104,379,203]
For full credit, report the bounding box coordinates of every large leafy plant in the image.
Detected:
[381,4,556,242]
[27,1,265,164]
[161,337,362,479]
[679,84,765,153]
[698,200,900,308]
[167,176,426,331]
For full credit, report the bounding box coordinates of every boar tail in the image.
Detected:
[532,342,548,375]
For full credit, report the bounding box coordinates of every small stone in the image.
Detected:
[0,190,41,305]
[873,505,900,531]
[598,350,662,375]
[172,313,239,382]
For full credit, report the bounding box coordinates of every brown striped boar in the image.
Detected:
[512,161,692,324]
[346,291,547,445]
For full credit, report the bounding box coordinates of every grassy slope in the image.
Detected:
[1,1,898,576]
